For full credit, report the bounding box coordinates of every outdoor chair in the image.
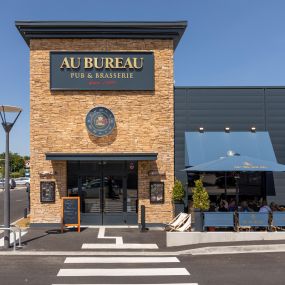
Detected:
[173,214,192,232]
[165,212,189,231]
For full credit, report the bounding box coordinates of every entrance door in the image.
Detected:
[67,161,138,225]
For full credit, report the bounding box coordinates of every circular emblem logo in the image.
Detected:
[86,106,115,137]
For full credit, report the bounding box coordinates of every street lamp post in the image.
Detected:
[0,105,22,249]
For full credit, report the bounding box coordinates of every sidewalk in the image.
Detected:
[1,226,285,255]
[10,226,166,251]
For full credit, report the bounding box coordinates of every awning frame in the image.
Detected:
[46,152,158,161]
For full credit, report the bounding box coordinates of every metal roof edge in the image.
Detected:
[15,20,187,49]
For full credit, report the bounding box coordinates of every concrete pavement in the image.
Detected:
[0,253,284,285]
[1,226,285,284]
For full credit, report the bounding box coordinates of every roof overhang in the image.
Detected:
[15,21,187,50]
[46,152,158,161]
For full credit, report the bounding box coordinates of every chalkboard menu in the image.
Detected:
[40,181,56,203]
[150,182,164,204]
[62,197,80,232]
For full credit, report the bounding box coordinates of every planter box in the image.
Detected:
[174,202,185,216]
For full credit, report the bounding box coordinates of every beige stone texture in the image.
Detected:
[30,38,174,224]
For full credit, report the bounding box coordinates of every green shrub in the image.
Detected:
[11,172,21,178]
[192,179,210,211]
[172,179,185,202]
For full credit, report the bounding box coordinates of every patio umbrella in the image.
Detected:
[184,150,285,206]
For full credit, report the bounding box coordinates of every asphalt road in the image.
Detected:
[0,187,27,225]
[0,252,284,285]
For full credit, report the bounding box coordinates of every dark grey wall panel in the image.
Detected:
[174,87,266,184]
[265,89,285,204]
[174,87,285,203]
[265,89,285,164]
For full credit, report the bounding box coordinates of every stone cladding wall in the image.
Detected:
[30,38,174,224]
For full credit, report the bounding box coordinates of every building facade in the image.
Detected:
[16,21,187,226]
[16,21,285,226]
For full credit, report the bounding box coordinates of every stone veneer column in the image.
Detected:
[30,38,174,224]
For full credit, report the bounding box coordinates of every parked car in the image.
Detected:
[0,178,16,189]
[14,177,30,187]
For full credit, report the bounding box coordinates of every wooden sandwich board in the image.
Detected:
[61,196,80,233]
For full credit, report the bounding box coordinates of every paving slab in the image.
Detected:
[2,226,285,254]
[4,227,165,252]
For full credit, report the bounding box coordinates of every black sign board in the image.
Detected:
[50,51,154,91]
[40,181,55,203]
[62,197,80,232]
[150,182,164,204]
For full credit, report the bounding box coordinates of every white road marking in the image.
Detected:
[52,283,198,285]
[82,243,159,249]
[64,256,180,263]
[0,231,27,246]
[98,227,123,245]
[57,267,190,276]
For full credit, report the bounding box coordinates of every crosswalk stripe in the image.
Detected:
[64,257,180,263]
[82,243,159,249]
[57,267,190,277]
[52,283,198,285]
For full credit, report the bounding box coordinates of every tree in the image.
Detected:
[10,153,25,173]
[192,178,210,211]
[0,152,29,178]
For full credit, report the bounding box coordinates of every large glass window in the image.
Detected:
[187,171,265,200]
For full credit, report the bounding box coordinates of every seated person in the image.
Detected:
[259,201,272,213]
[228,199,236,212]
[239,201,252,212]
[208,202,217,212]
[270,202,280,211]
[248,201,258,212]
[218,194,228,212]
[218,200,228,212]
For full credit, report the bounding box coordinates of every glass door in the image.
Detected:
[67,160,138,225]
[81,175,103,224]
[102,175,125,224]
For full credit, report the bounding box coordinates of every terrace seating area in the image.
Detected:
[203,211,285,231]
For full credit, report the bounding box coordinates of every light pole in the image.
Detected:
[0,105,22,249]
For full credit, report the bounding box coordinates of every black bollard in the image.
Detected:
[24,208,27,219]
[140,205,148,232]
[26,184,30,213]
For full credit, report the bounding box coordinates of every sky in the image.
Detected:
[0,0,285,156]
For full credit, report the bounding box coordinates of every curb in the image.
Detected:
[187,243,285,255]
[1,244,285,256]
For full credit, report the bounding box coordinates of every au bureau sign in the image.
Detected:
[50,51,154,91]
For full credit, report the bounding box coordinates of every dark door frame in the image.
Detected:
[76,160,137,225]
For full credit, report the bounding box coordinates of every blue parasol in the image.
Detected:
[184,150,285,172]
